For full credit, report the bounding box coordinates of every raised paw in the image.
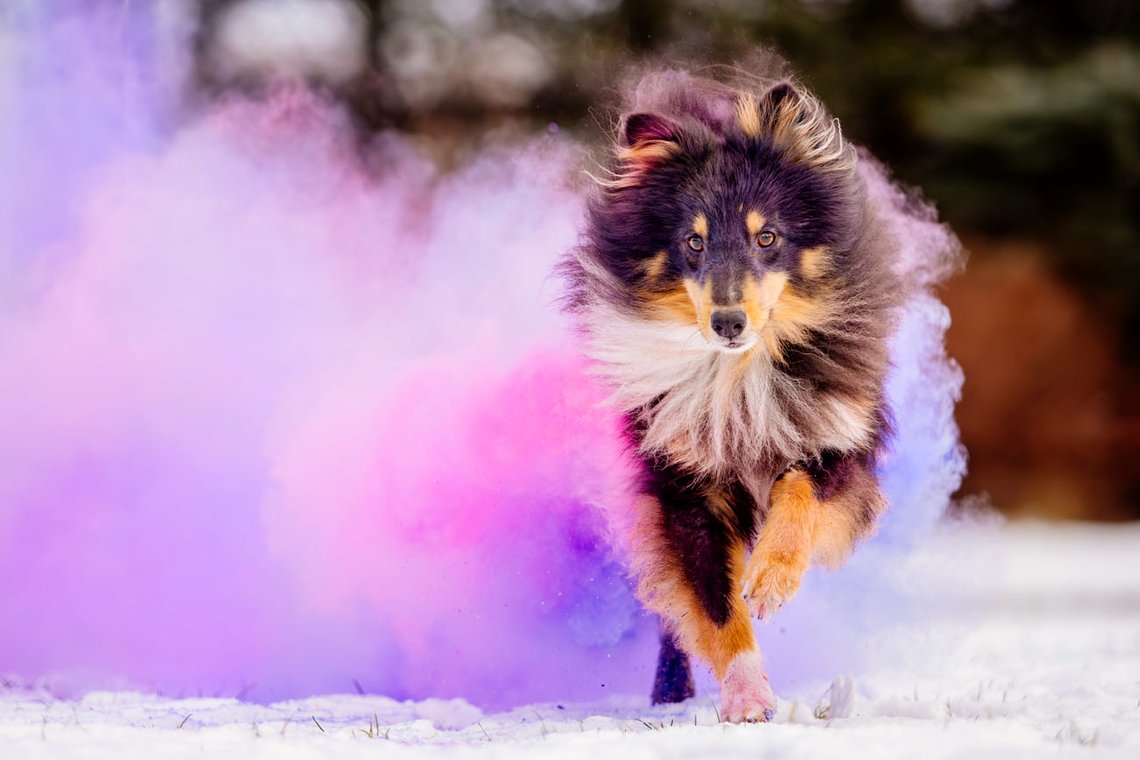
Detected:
[742,552,807,621]
[719,651,777,723]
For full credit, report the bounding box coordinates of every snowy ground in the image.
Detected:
[2,520,1138,759]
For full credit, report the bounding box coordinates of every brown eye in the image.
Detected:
[756,230,776,248]
[686,234,705,253]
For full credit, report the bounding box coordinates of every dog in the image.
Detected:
[561,66,903,722]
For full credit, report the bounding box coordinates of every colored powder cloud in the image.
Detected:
[0,2,964,708]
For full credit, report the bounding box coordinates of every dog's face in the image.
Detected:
[590,83,858,357]
[652,166,831,355]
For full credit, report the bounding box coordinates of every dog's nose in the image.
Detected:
[711,309,747,339]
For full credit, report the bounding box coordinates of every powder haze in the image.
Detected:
[0,2,964,708]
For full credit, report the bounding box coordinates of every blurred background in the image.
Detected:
[46,0,1140,520]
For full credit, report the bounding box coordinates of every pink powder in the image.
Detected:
[0,4,964,707]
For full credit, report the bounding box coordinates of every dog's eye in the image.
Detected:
[756,230,776,249]
[686,234,705,253]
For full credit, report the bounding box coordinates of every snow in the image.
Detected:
[3,520,1139,759]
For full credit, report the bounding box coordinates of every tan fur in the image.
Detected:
[740,271,783,337]
[692,214,709,238]
[735,95,762,138]
[643,251,668,281]
[811,497,863,569]
[766,280,837,356]
[703,484,738,525]
[742,470,817,618]
[682,277,715,342]
[812,465,887,568]
[622,141,680,165]
[610,140,682,189]
[761,85,855,176]
[799,246,830,279]
[745,210,766,237]
[641,284,698,323]
[755,271,787,310]
[743,466,888,616]
[630,495,757,680]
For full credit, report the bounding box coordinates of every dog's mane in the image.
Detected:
[563,65,904,482]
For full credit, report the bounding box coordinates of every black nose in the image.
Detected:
[711,309,747,339]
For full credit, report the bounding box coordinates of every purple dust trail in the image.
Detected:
[0,3,963,707]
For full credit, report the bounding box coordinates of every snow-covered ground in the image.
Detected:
[2,520,1138,759]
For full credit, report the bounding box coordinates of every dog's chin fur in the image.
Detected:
[583,296,876,482]
[709,335,759,354]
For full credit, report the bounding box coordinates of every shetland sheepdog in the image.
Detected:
[562,67,902,722]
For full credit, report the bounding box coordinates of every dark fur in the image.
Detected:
[561,65,904,715]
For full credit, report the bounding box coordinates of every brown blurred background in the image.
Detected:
[189,0,1140,520]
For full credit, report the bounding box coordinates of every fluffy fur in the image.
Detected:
[562,66,905,721]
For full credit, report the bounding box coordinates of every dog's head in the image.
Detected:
[587,77,862,356]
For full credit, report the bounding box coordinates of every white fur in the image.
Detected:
[720,650,776,723]
[820,393,875,452]
[583,301,872,478]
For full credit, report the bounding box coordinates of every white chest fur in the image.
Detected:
[583,303,872,477]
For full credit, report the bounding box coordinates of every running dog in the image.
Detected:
[562,67,902,722]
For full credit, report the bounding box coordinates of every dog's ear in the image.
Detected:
[735,82,803,143]
[757,81,807,147]
[752,80,854,176]
[763,82,800,113]
[621,113,680,147]
[608,112,684,190]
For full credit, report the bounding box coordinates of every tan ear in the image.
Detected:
[748,82,854,176]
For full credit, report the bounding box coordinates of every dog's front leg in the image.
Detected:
[742,468,818,620]
[632,488,776,722]
[742,453,887,619]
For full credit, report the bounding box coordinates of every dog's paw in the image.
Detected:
[719,651,776,723]
[742,552,806,621]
